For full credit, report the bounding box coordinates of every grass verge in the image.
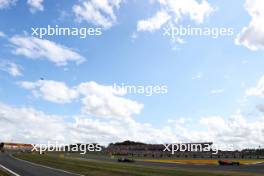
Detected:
[14,153,262,176]
[145,159,264,165]
[0,169,10,176]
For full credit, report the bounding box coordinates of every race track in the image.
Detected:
[0,154,80,176]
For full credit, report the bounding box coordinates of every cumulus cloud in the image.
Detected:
[0,101,263,148]
[18,80,79,104]
[73,0,123,29]
[236,0,264,51]
[137,11,171,32]
[77,82,143,119]
[16,79,264,148]
[0,102,175,145]
[0,0,16,9]
[200,113,264,148]
[18,80,143,119]
[0,60,22,76]
[0,103,70,144]
[9,36,85,66]
[137,0,214,32]
[246,75,264,98]
[27,0,44,13]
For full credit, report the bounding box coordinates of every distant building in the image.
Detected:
[0,142,33,152]
[104,141,264,159]
[105,141,214,158]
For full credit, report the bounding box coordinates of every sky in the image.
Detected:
[0,0,264,149]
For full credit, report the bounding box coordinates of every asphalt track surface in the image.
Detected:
[0,154,80,176]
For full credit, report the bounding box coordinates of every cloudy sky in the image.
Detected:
[0,0,264,149]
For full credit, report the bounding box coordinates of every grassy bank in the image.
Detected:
[145,159,264,165]
[14,153,263,176]
[0,169,10,176]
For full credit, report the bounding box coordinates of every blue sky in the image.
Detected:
[0,0,264,148]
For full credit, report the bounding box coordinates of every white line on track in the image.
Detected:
[0,164,21,176]
[10,155,84,176]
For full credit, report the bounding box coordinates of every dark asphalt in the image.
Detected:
[0,154,80,176]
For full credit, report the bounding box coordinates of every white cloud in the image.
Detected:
[0,102,175,145]
[9,36,85,66]
[0,101,263,148]
[246,76,264,98]
[16,79,264,148]
[200,113,264,148]
[210,89,224,95]
[73,0,123,29]
[27,0,44,13]
[200,116,227,132]
[137,10,171,32]
[160,0,214,23]
[236,0,264,51]
[0,31,6,38]
[78,82,143,119]
[18,80,79,104]
[0,60,22,76]
[137,0,214,32]
[0,0,16,9]
[18,80,143,119]
[0,102,70,144]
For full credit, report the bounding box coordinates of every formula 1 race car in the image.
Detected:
[218,160,240,166]
[117,157,135,163]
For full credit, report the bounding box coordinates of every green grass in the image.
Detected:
[0,169,10,176]
[15,153,261,176]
